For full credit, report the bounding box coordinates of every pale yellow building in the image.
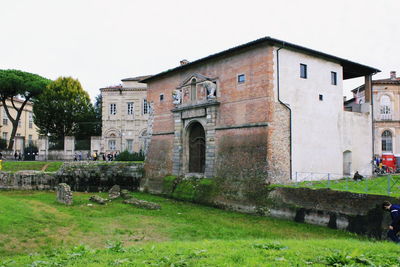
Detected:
[100,76,150,154]
[0,98,39,150]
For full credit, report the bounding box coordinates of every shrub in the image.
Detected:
[162,175,178,195]
[194,178,217,204]
[164,176,217,204]
[115,150,145,161]
[0,138,6,150]
[172,179,197,201]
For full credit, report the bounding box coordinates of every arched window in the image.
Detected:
[190,79,197,101]
[380,95,392,120]
[382,130,393,152]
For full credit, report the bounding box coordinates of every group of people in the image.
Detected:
[13,151,22,161]
[74,151,119,161]
[374,157,395,174]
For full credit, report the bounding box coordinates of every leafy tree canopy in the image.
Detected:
[0,69,50,150]
[33,77,96,141]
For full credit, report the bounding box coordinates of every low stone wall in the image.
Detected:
[0,162,143,192]
[0,171,57,190]
[57,162,143,192]
[265,187,396,239]
[156,176,397,239]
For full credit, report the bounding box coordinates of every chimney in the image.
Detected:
[390,71,396,80]
[180,59,189,66]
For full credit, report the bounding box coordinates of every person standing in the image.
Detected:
[382,201,400,243]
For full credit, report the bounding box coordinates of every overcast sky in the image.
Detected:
[1,0,399,101]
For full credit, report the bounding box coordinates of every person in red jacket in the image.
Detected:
[382,201,400,243]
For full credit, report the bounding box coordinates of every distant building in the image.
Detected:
[141,36,378,189]
[0,98,39,151]
[347,71,400,156]
[100,76,151,154]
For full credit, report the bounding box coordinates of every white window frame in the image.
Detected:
[110,103,117,115]
[380,95,392,120]
[143,99,149,115]
[127,102,134,116]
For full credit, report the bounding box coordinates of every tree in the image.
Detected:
[33,77,94,142]
[0,69,50,150]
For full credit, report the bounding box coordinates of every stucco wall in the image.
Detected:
[274,47,348,179]
[342,111,373,176]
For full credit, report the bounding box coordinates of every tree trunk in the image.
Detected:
[2,98,28,151]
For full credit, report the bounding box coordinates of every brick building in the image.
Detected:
[142,37,379,191]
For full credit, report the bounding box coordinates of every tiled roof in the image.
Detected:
[141,36,380,83]
[121,75,152,82]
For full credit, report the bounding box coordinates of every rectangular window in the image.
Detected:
[18,120,21,128]
[160,94,164,102]
[2,132,7,140]
[331,71,337,85]
[238,74,246,83]
[108,140,116,150]
[29,112,33,128]
[16,133,21,137]
[127,139,133,152]
[127,102,134,115]
[143,99,149,114]
[2,108,8,125]
[319,94,323,101]
[300,64,307,79]
[110,104,116,115]
[28,135,33,145]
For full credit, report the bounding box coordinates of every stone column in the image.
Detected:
[90,136,102,154]
[64,136,75,160]
[172,112,183,176]
[37,136,49,161]
[205,105,218,177]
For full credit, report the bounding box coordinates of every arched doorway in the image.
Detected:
[188,122,205,173]
[343,150,352,176]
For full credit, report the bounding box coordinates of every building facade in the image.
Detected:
[0,99,39,151]
[100,76,150,154]
[349,71,400,157]
[142,37,378,191]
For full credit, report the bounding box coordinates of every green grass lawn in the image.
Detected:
[0,161,63,172]
[279,175,400,197]
[0,191,399,266]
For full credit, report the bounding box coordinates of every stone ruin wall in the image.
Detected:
[0,162,144,192]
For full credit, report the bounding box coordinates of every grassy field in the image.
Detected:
[0,161,63,172]
[280,175,400,197]
[0,191,399,266]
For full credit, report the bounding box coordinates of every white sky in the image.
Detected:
[0,0,399,101]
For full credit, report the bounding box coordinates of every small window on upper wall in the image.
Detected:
[331,71,337,85]
[300,64,307,79]
[238,74,245,83]
[160,94,164,101]
[319,94,323,101]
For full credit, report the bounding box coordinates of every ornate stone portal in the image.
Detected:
[171,74,219,178]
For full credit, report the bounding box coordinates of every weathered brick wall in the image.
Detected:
[214,127,269,205]
[143,135,174,192]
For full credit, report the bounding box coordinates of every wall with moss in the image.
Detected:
[0,162,143,192]
[159,175,396,239]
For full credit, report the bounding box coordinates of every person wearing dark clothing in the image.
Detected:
[14,152,18,160]
[353,171,363,181]
[382,201,400,243]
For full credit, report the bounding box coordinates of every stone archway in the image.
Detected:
[188,122,206,173]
